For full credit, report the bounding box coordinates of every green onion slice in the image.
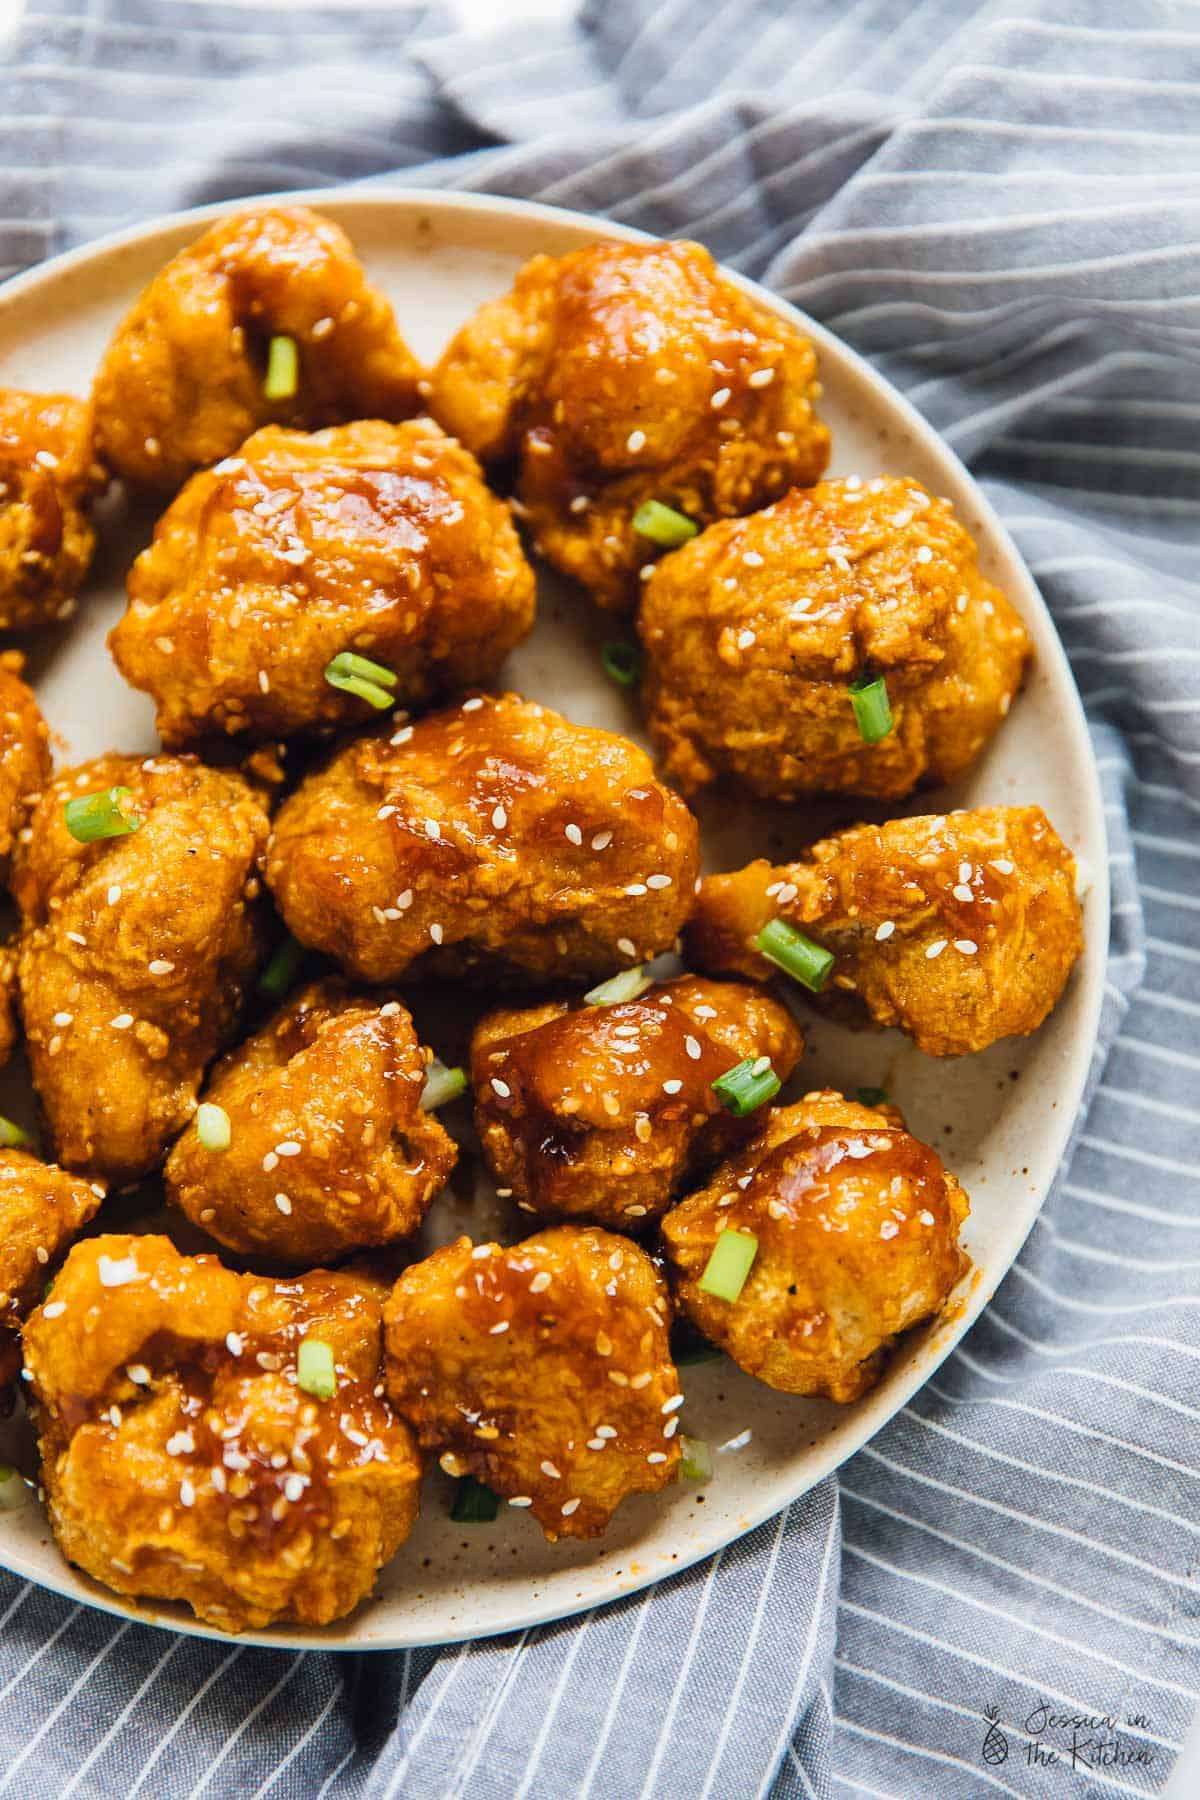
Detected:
[698,1228,759,1303]
[421,1060,467,1111]
[0,1464,13,1484]
[680,1435,713,1483]
[324,651,398,711]
[849,673,894,745]
[0,1115,31,1149]
[601,641,643,688]
[856,1086,889,1108]
[584,966,652,1006]
[450,1476,500,1523]
[296,1336,337,1399]
[633,500,699,549]
[259,933,306,1002]
[263,334,299,401]
[63,786,142,844]
[712,1056,780,1117]
[754,918,834,993]
[195,1102,231,1152]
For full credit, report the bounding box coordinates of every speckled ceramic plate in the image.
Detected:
[0,189,1107,1650]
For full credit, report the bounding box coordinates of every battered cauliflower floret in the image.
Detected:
[0,653,50,881]
[0,1151,104,1400]
[0,390,105,631]
[384,1227,680,1539]
[110,419,536,747]
[431,239,830,611]
[23,1234,422,1633]
[687,806,1083,1058]
[472,976,803,1230]
[92,205,424,492]
[640,476,1031,799]
[13,754,271,1185]
[166,978,457,1263]
[661,1091,969,1402]
[267,692,700,986]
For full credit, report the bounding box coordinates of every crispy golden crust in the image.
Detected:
[0,391,105,631]
[687,806,1083,1057]
[92,206,424,491]
[166,978,457,1262]
[384,1227,680,1539]
[13,754,271,1185]
[471,976,803,1229]
[431,240,830,611]
[267,692,700,986]
[640,476,1031,800]
[23,1234,421,1633]
[0,939,16,1068]
[110,419,536,746]
[661,1091,969,1402]
[0,655,51,882]
[0,1151,105,1388]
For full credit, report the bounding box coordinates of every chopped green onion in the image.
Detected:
[0,1464,14,1483]
[421,1060,467,1110]
[259,933,306,1002]
[856,1086,889,1108]
[296,1336,337,1400]
[633,500,699,549]
[601,640,643,688]
[584,966,652,1006]
[698,1228,759,1303]
[450,1476,500,1523]
[195,1102,231,1152]
[680,1435,713,1483]
[0,1115,31,1149]
[324,651,398,711]
[849,673,894,744]
[754,918,834,993]
[63,786,142,844]
[263,334,299,401]
[712,1056,780,1117]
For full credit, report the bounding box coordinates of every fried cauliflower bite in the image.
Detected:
[687,806,1083,1058]
[0,1152,104,1399]
[0,654,50,880]
[166,978,457,1263]
[431,239,830,612]
[640,476,1031,800]
[13,754,271,1185]
[384,1227,680,1539]
[267,693,700,986]
[661,1091,969,1402]
[471,976,803,1230]
[23,1234,421,1632]
[0,390,105,631]
[92,205,424,492]
[110,419,536,747]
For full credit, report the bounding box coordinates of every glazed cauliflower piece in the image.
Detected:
[431,239,830,611]
[92,205,424,491]
[13,754,271,1185]
[687,806,1083,1058]
[472,976,803,1230]
[23,1234,422,1633]
[640,476,1031,800]
[384,1227,680,1539]
[110,419,535,746]
[0,1151,104,1401]
[0,389,105,631]
[661,1091,969,1402]
[267,692,700,986]
[0,653,50,880]
[166,978,457,1263]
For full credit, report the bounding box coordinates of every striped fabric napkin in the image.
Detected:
[0,1,1197,1794]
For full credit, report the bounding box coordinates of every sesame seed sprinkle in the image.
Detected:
[626,429,646,453]
[925,939,947,960]
[875,921,895,941]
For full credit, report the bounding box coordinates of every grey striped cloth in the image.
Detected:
[1,1,1197,1794]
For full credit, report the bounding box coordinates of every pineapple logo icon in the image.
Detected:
[981,1706,1009,1766]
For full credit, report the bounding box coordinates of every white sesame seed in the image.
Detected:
[647,1452,668,1464]
[626,429,647,453]
[624,882,648,896]
[107,885,121,905]
[489,1320,509,1334]
[880,1220,899,1239]
[377,805,396,821]
[509,1495,533,1507]
[915,545,933,564]
[646,873,672,889]
[491,1077,511,1098]
[462,696,484,713]
[425,819,441,841]
[919,1209,936,1226]
[540,1460,561,1479]
[737,628,757,650]
[226,1333,244,1356]
[285,1474,306,1502]
[742,549,764,568]
[166,1431,194,1456]
[925,940,947,960]
[492,804,507,830]
[561,1497,581,1515]
[662,1394,684,1414]
[110,1014,134,1030]
[42,1301,66,1319]
[956,592,969,613]
[179,1479,195,1507]
[126,1364,150,1385]
[662,1079,683,1094]
[391,725,413,745]
[471,1245,492,1260]
[748,367,775,388]
[685,1035,703,1061]
[990,858,1014,875]
[275,1193,293,1215]
[875,920,895,941]
[587,1437,606,1451]
[618,938,636,957]
[52,1011,73,1027]
[276,1141,301,1157]
[148,959,174,975]
[775,883,798,905]
[953,884,974,903]
[263,1151,278,1173]
[891,510,913,528]
[955,939,979,955]
[710,386,731,409]
[719,1430,752,1453]
[591,830,612,851]
[530,1271,551,1294]
[958,862,972,883]
[379,1001,401,1017]
[430,923,444,944]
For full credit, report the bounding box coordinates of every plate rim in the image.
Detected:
[0,183,1109,1653]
